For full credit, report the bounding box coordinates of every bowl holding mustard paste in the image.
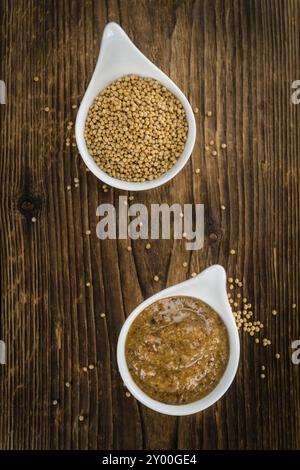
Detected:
[117,265,240,416]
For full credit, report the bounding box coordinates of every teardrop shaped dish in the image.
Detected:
[75,22,196,191]
[117,265,240,416]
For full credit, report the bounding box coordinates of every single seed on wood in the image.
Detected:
[261,365,266,370]
[86,282,91,287]
[125,391,131,398]
[212,150,217,156]
[260,374,266,379]
[275,353,280,359]
[292,303,297,309]
[52,400,58,406]
[206,110,212,117]
[272,309,277,315]
[221,205,226,210]
[129,195,134,201]
[228,277,233,283]
[86,167,90,172]
[74,177,79,183]
[44,106,50,112]
[31,217,37,223]
[205,145,210,151]
[209,140,214,146]
[88,364,95,370]
[255,338,260,344]
[183,261,188,267]
[145,243,151,250]
[194,107,199,114]
[82,366,88,372]
[153,275,159,282]
[191,272,197,278]
[85,230,91,235]
[72,104,77,109]
[67,185,71,190]
[33,76,39,82]
[75,183,79,188]
[221,143,227,149]
[78,415,85,422]
[230,249,236,255]
[195,168,200,174]
[65,382,70,388]
[100,313,106,318]
[127,246,132,252]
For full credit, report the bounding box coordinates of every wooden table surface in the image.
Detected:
[0,0,300,450]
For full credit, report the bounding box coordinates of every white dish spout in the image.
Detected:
[117,265,240,416]
[75,22,196,191]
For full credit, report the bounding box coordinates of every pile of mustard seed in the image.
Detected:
[84,75,188,182]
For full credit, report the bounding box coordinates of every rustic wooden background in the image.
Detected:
[0,0,300,450]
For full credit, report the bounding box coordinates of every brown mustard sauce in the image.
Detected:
[125,296,229,405]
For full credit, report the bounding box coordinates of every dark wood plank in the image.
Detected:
[0,0,299,450]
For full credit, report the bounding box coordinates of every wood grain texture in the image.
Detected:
[0,0,300,450]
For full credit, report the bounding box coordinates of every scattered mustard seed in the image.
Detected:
[65,382,71,388]
[100,313,106,318]
[221,143,227,149]
[183,261,188,267]
[127,246,132,252]
[52,400,58,406]
[33,76,39,82]
[206,110,212,117]
[153,275,160,282]
[82,366,88,372]
[221,205,226,210]
[67,185,71,191]
[78,415,85,422]
[209,140,214,146]
[88,364,95,370]
[145,243,151,250]
[272,309,277,316]
[86,282,91,287]
[194,107,199,114]
[31,217,37,223]
[191,272,197,278]
[72,104,77,109]
[230,249,236,255]
[275,353,280,359]
[74,177,79,183]
[44,106,50,112]
[260,374,266,379]
[125,391,131,398]
[228,277,234,283]
[195,168,200,174]
[292,303,297,309]
[85,229,91,235]
[212,150,217,156]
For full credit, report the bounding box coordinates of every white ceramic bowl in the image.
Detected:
[117,265,240,416]
[75,22,196,191]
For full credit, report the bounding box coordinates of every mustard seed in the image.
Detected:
[195,168,200,174]
[31,217,37,223]
[183,261,188,267]
[209,140,214,146]
[221,143,227,149]
[275,353,280,359]
[86,282,91,287]
[85,229,91,235]
[100,313,106,318]
[82,366,88,372]
[52,399,58,406]
[78,415,85,422]
[272,309,277,315]
[260,374,266,379]
[292,303,297,309]
[221,205,226,210]
[145,243,151,250]
[230,249,236,255]
[212,150,217,156]
[85,75,188,182]
[33,76,39,82]
[153,275,159,282]
[206,110,212,117]
[125,391,131,398]
[127,246,132,252]
[88,364,95,370]
[191,272,197,278]
[44,106,50,112]
[194,107,199,114]
[65,382,70,388]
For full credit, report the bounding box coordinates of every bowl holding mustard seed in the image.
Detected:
[117,265,240,416]
[75,22,196,191]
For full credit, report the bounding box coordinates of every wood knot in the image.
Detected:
[18,194,42,218]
